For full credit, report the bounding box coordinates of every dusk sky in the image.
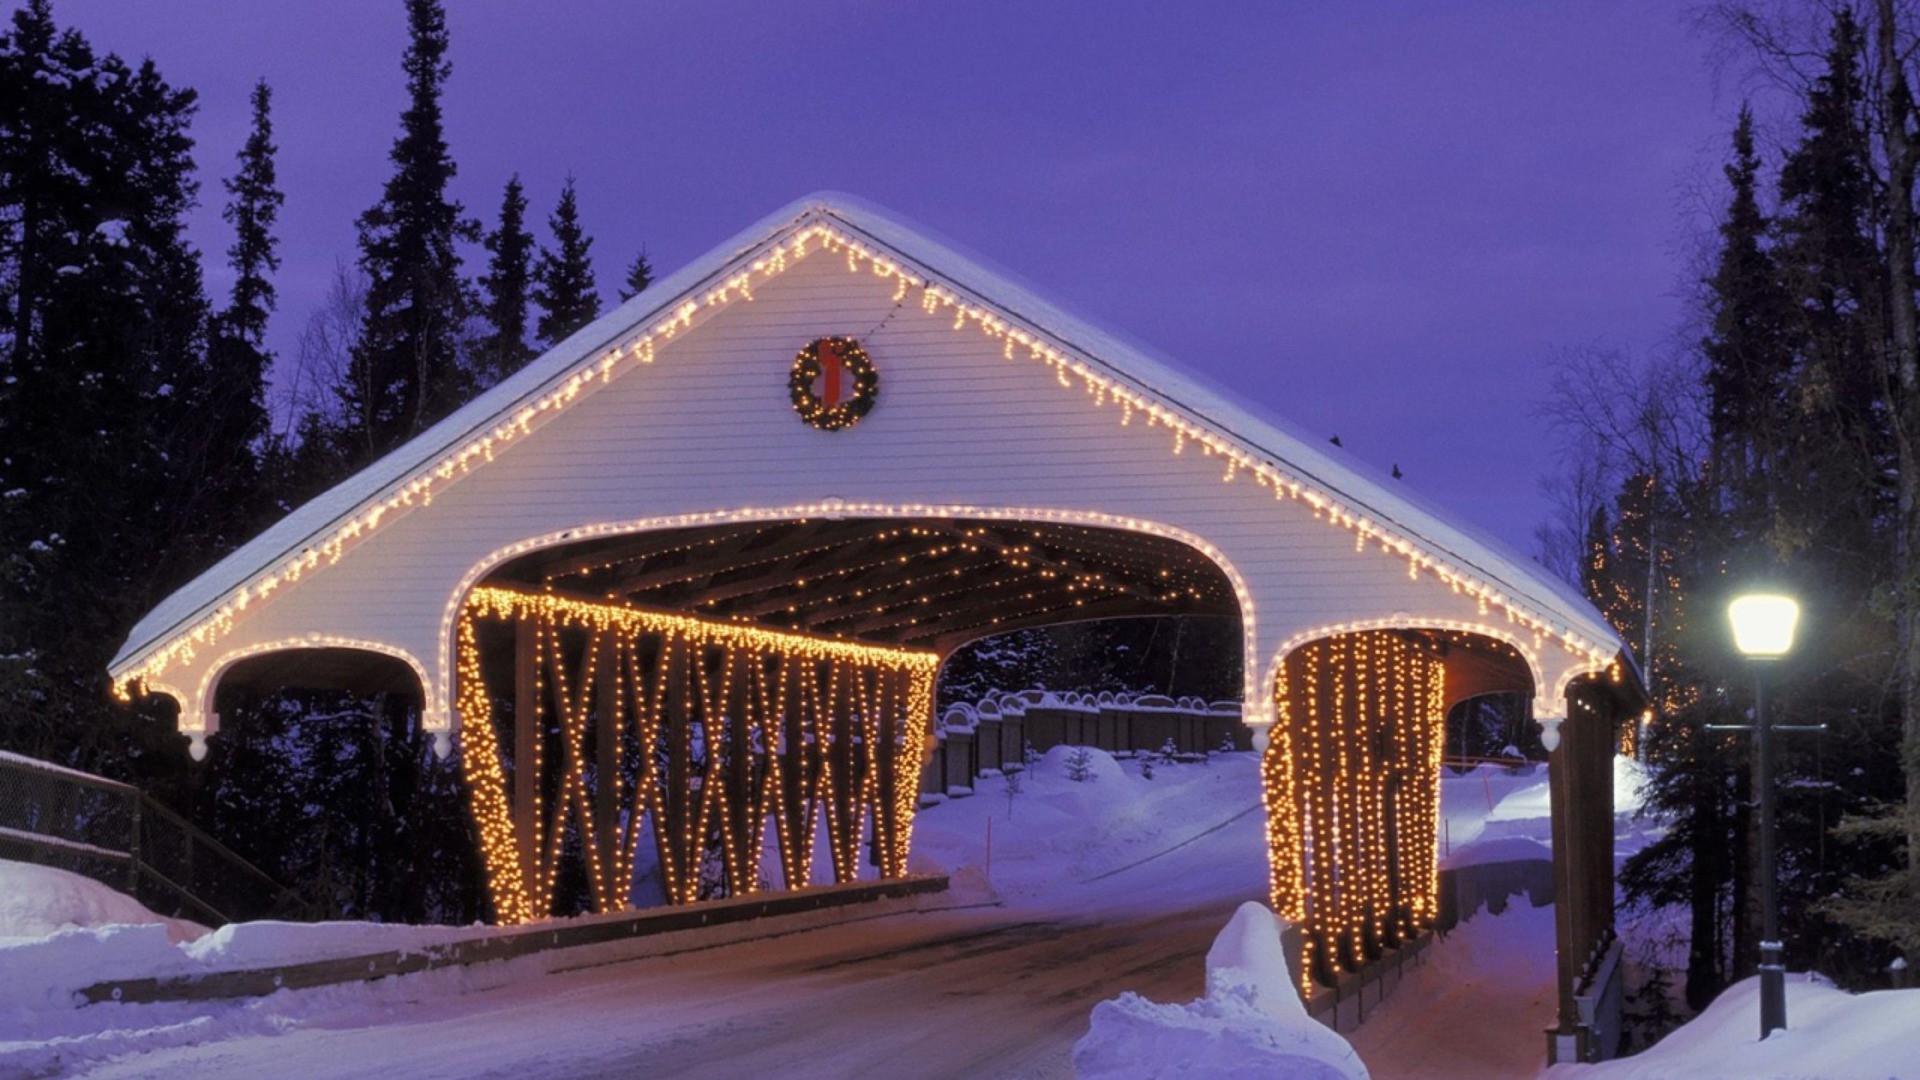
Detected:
[58,0,1736,558]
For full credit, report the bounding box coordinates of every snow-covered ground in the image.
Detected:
[6,747,1904,1079]
[0,748,1272,1078]
[1543,975,1920,1080]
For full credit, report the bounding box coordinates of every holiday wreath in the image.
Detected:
[789,336,878,431]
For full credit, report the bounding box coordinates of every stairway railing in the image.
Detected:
[0,750,312,926]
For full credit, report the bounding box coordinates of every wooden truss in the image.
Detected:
[454,585,939,925]
[1265,630,1447,988]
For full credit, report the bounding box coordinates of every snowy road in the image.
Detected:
[24,753,1589,1078]
[67,900,1249,1080]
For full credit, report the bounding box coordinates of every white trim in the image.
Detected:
[196,637,439,731]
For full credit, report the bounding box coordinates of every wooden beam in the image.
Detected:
[593,631,620,901]
[917,597,1228,652]
[513,617,540,893]
[713,532,974,619]
[530,521,784,582]
[588,524,808,597]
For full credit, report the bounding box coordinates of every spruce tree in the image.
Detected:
[187,78,280,542]
[221,81,281,362]
[1704,106,1793,523]
[338,0,475,461]
[532,177,600,348]
[1772,10,1888,562]
[0,0,216,778]
[619,248,654,302]
[473,175,534,388]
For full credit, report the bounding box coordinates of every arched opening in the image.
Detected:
[197,644,478,924]
[1265,628,1536,995]
[455,514,1251,923]
[213,647,426,707]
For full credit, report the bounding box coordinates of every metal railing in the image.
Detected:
[0,750,312,926]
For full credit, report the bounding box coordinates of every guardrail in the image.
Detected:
[81,874,952,1006]
[0,750,312,925]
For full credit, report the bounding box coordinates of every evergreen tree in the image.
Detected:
[188,78,280,542]
[220,80,280,364]
[337,0,475,461]
[472,175,534,388]
[1594,21,1918,1004]
[0,0,217,779]
[532,177,600,348]
[1771,11,1889,567]
[619,248,653,302]
[1703,106,1794,525]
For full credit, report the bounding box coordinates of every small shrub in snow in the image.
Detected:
[1141,757,1155,781]
[1218,732,1237,755]
[1023,739,1040,769]
[1003,768,1024,819]
[1065,746,1096,783]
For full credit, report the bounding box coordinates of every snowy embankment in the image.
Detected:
[0,861,484,1014]
[1542,975,1920,1080]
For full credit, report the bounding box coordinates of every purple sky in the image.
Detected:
[57,0,1732,558]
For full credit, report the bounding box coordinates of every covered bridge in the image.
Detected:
[110,194,1637,1060]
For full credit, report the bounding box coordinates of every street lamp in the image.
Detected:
[1728,592,1800,1039]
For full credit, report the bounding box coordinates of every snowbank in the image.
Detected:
[1072,901,1369,1080]
[0,860,206,945]
[1544,974,1920,1080]
[0,858,484,1013]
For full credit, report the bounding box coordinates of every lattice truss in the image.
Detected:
[1264,630,1447,990]
[454,586,939,925]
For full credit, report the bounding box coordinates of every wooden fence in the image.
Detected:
[922,690,1248,797]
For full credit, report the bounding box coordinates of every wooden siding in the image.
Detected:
[183,250,1587,727]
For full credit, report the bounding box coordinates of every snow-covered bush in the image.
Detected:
[1064,746,1096,783]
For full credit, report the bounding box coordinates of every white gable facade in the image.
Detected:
[110,194,1625,756]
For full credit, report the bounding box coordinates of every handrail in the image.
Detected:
[138,792,303,900]
[0,752,311,924]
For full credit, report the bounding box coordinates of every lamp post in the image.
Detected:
[1728,592,1800,1039]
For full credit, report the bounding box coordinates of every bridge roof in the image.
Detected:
[112,193,1625,684]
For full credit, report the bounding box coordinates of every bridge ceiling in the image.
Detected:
[485,517,1240,652]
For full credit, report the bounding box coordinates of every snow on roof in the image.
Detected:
[112,193,1623,679]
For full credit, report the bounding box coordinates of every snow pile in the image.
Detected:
[1544,975,1920,1080]
[0,858,486,1014]
[0,860,206,945]
[1072,901,1369,1080]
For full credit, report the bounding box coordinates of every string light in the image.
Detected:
[113,212,1615,723]
[433,505,1267,738]
[1266,630,1446,993]
[455,585,938,924]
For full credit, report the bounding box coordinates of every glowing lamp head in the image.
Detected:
[1729,593,1800,659]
